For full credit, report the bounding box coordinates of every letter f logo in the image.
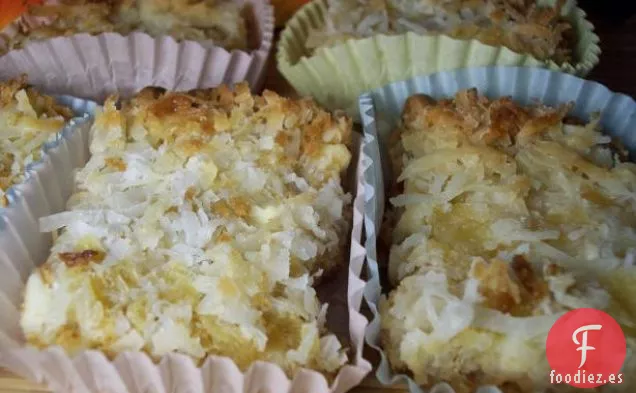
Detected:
[572,324,603,369]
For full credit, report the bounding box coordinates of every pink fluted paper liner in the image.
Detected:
[0,0,274,102]
[0,107,372,393]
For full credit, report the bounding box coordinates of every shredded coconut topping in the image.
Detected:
[0,75,73,207]
[307,0,574,64]
[380,89,636,391]
[21,83,353,377]
[1,0,249,56]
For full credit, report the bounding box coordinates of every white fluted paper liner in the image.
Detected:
[0,0,274,102]
[0,113,372,392]
[359,66,636,393]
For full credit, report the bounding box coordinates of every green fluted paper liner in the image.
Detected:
[278,0,601,120]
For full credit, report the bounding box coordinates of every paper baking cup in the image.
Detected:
[278,0,600,119]
[0,116,372,393]
[0,95,97,212]
[0,0,274,102]
[359,66,636,393]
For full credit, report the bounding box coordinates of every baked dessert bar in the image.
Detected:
[381,90,636,392]
[306,0,574,64]
[1,0,249,56]
[21,83,352,376]
[0,75,73,207]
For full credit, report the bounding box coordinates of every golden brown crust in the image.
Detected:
[1,0,248,55]
[0,75,29,107]
[58,250,106,267]
[381,89,636,392]
[401,94,437,126]
[310,0,575,64]
[1,75,74,207]
[0,74,73,118]
[110,82,352,189]
[21,82,354,376]
[104,157,127,171]
[455,0,573,62]
[211,197,252,220]
[399,88,571,150]
[472,256,548,316]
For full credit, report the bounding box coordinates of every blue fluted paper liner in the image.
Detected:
[3,95,97,211]
[359,66,636,393]
[0,114,95,282]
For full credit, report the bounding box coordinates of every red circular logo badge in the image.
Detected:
[546,308,626,388]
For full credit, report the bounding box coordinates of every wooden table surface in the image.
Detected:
[1,8,636,393]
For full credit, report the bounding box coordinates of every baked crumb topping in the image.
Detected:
[0,75,73,207]
[307,0,574,64]
[381,89,636,392]
[21,83,353,378]
[1,0,249,55]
